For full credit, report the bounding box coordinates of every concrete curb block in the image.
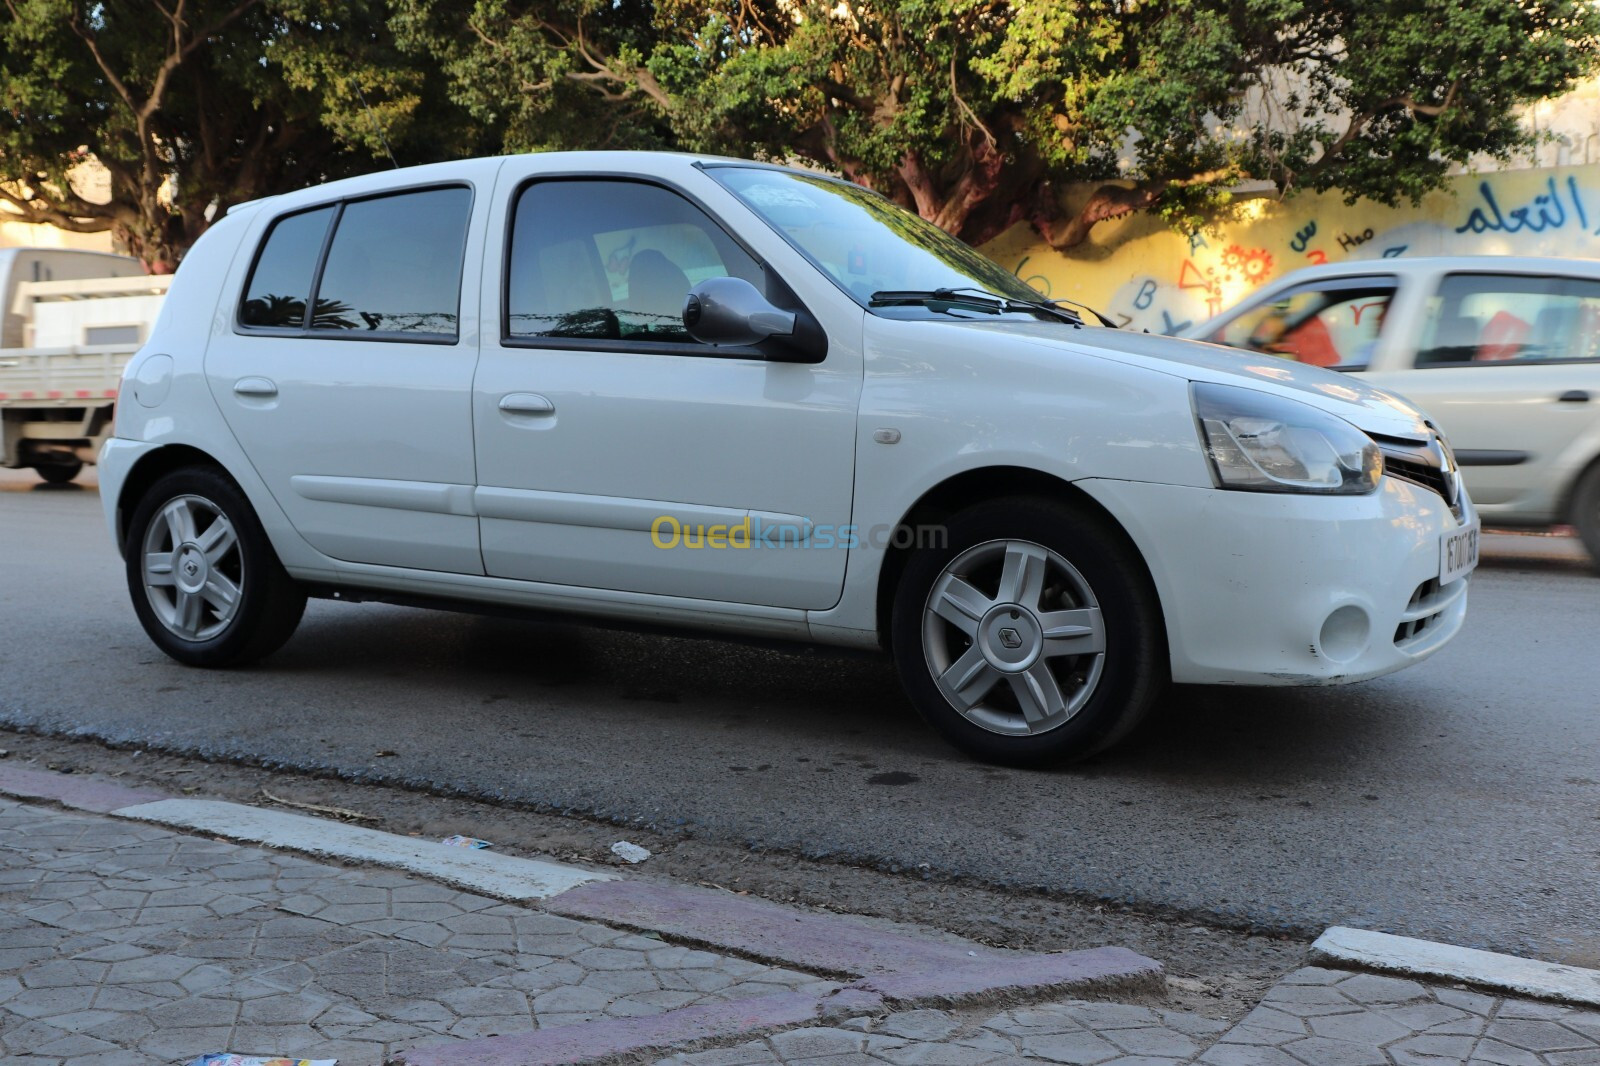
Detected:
[851,946,1165,1009]
[0,763,166,812]
[1311,926,1600,1008]
[114,797,616,901]
[546,879,1002,977]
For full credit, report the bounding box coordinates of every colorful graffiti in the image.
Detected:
[983,162,1600,335]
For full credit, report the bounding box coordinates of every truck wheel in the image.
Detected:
[125,467,306,666]
[1574,462,1600,571]
[890,496,1167,767]
[35,460,83,484]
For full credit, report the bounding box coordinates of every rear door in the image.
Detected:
[207,168,496,572]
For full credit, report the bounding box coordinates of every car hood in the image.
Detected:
[958,319,1433,441]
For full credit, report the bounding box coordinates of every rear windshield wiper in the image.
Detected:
[869,287,1085,326]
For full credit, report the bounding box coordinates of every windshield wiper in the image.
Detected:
[869,287,1085,326]
[1046,296,1119,329]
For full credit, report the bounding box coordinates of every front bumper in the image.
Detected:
[1078,476,1473,686]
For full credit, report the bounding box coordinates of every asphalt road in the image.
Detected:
[3,468,1597,964]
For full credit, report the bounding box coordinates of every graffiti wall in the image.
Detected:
[980,163,1600,334]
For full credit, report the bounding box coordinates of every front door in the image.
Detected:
[472,172,861,609]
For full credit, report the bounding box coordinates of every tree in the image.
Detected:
[406,0,1600,249]
[0,0,471,270]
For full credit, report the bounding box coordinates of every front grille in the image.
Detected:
[1394,579,1444,645]
[1373,430,1465,521]
[1383,455,1450,500]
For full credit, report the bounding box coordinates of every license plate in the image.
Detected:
[1440,521,1480,585]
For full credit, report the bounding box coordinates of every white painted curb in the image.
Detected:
[115,798,615,901]
[1312,926,1600,1008]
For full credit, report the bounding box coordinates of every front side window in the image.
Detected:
[1206,278,1398,369]
[507,180,763,344]
[1416,273,1600,367]
[238,186,472,340]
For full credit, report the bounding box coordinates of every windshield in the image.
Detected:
[709,166,1045,313]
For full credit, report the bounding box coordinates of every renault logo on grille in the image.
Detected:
[1430,434,1461,507]
[998,627,1023,649]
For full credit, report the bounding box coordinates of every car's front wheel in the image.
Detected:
[1573,461,1600,570]
[125,467,306,666]
[891,496,1166,767]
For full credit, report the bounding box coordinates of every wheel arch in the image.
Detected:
[113,444,236,554]
[1560,447,1600,525]
[873,465,1166,648]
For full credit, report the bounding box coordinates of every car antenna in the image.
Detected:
[354,77,400,170]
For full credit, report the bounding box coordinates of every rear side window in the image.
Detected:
[237,186,472,341]
[239,206,336,328]
[1416,273,1600,366]
[506,180,763,345]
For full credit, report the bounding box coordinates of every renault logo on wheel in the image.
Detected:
[998,627,1023,649]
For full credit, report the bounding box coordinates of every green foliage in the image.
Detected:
[0,0,476,269]
[3,0,1597,262]
[405,0,1600,246]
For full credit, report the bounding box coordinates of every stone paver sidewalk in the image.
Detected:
[4,793,1600,1066]
[682,972,1600,1066]
[0,798,832,1064]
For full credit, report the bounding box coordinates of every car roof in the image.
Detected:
[1262,255,1600,283]
[227,151,822,218]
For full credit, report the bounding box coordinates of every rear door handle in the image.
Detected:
[1557,390,1591,404]
[233,377,278,398]
[499,393,556,415]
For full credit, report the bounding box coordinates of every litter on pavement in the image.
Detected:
[611,840,652,863]
[439,834,493,848]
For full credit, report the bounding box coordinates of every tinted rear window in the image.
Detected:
[314,187,473,337]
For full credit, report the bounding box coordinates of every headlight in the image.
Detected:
[1192,382,1381,495]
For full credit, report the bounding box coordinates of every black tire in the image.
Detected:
[1574,462,1600,571]
[890,496,1166,767]
[124,466,306,666]
[35,459,83,484]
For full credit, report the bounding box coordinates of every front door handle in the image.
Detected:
[233,377,278,398]
[499,393,556,416]
[1557,390,1591,404]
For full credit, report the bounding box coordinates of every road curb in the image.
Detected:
[114,797,616,901]
[1311,926,1600,1008]
[0,763,166,812]
[546,878,1004,977]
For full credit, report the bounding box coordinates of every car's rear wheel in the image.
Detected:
[1573,462,1600,570]
[125,467,306,666]
[890,496,1166,767]
[35,459,83,484]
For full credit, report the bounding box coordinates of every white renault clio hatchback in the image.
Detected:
[102,152,1476,765]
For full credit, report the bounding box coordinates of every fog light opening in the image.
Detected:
[1318,605,1371,664]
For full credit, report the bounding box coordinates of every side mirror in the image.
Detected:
[682,277,796,347]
